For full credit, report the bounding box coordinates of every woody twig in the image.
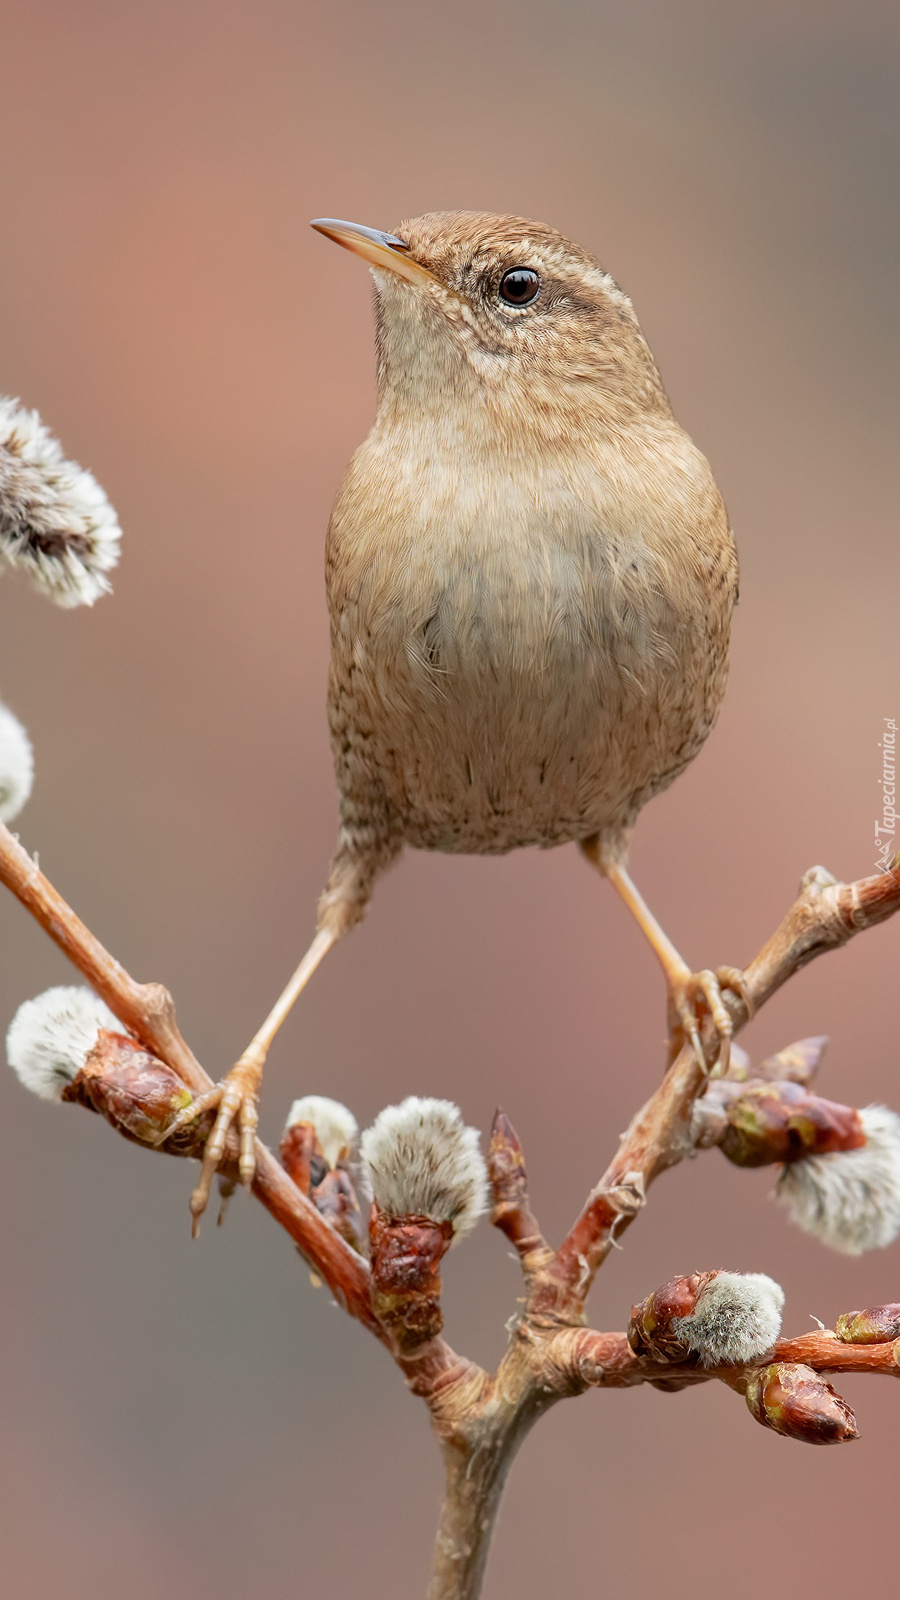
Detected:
[529,863,900,1319]
[0,817,380,1333]
[3,814,900,1600]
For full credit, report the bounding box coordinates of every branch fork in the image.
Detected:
[2,813,899,1599]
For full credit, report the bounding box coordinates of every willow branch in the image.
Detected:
[0,818,381,1332]
[549,1326,900,1393]
[533,863,900,1315]
[6,807,900,1598]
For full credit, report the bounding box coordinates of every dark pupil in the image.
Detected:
[499,268,539,306]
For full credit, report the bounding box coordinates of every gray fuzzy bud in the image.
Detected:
[0,700,34,822]
[0,397,121,607]
[285,1095,358,1168]
[776,1105,900,1254]
[361,1096,487,1240]
[672,1271,784,1366]
[7,985,122,1100]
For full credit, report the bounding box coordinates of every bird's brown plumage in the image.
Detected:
[318,211,738,936]
[169,210,742,1226]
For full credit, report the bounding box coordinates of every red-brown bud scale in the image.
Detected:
[835,1304,900,1344]
[744,1363,858,1444]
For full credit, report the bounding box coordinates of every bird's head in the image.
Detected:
[312,212,670,450]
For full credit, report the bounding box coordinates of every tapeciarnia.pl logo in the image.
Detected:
[875,717,897,874]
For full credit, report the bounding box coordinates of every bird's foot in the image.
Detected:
[665,963,752,1075]
[157,1050,264,1236]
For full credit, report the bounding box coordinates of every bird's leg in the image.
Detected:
[161,826,398,1233]
[582,841,750,1071]
[159,926,337,1234]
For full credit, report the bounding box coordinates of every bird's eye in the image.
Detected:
[498,267,540,307]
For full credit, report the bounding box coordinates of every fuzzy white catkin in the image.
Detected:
[6,985,122,1100]
[672,1272,784,1366]
[285,1095,359,1168]
[0,396,121,606]
[360,1096,488,1240]
[0,700,34,822]
[776,1105,900,1254]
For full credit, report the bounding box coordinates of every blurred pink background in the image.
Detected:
[1,2,898,1594]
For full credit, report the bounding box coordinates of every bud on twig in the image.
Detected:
[775,1105,900,1253]
[835,1304,900,1344]
[7,985,122,1099]
[629,1273,714,1363]
[279,1096,366,1254]
[62,1029,209,1156]
[690,1064,844,1156]
[7,987,216,1157]
[279,1116,319,1195]
[628,1271,784,1366]
[755,1037,828,1087]
[744,1363,858,1444]
[691,1048,900,1255]
[361,1098,487,1353]
[717,1082,865,1168]
[719,1036,827,1087]
[488,1108,530,1216]
[368,1206,453,1354]
[311,1166,367,1254]
[0,396,121,607]
[0,701,34,824]
[360,1097,487,1244]
[284,1095,358,1170]
[488,1108,550,1270]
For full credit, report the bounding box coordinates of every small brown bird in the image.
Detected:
[174,212,744,1225]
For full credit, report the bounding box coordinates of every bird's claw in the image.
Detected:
[667,965,750,1075]
[157,1053,263,1236]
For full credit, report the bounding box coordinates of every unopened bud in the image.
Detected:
[284,1095,358,1169]
[369,1205,453,1354]
[312,1167,367,1254]
[0,700,34,823]
[755,1037,829,1087]
[719,1082,864,1169]
[745,1363,858,1444]
[629,1272,715,1363]
[0,395,121,607]
[7,985,121,1099]
[835,1304,900,1344]
[279,1096,365,1253]
[776,1105,900,1254]
[360,1097,487,1243]
[629,1270,783,1367]
[488,1108,529,1213]
[62,1029,207,1155]
[279,1117,321,1195]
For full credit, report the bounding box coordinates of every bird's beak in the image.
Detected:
[311,218,436,287]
